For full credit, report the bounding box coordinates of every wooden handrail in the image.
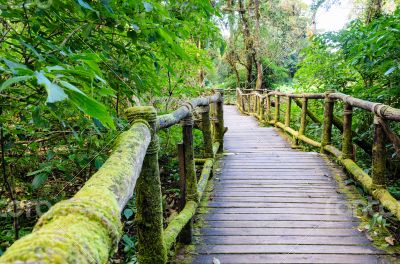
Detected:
[0,90,224,264]
[235,88,400,222]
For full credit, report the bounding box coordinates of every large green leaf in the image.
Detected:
[35,71,68,103]
[31,173,48,190]
[0,75,34,91]
[60,82,115,129]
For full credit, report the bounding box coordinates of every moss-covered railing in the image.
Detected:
[234,88,400,221]
[0,90,225,263]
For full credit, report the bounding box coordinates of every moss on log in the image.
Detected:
[322,144,400,221]
[157,94,221,130]
[0,123,151,263]
[127,106,167,264]
[197,159,214,202]
[163,200,198,251]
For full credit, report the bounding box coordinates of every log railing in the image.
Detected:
[0,90,225,263]
[234,88,400,221]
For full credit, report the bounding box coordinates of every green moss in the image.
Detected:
[163,201,198,251]
[0,123,151,263]
[127,106,168,264]
[325,159,400,255]
[197,159,214,202]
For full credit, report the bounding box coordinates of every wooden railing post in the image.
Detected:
[296,97,308,146]
[321,92,334,153]
[215,89,224,152]
[247,95,251,113]
[199,105,213,158]
[342,103,354,159]
[260,96,266,121]
[236,88,239,109]
[274,95,280,124]
[285,96,291,127]
[128,106,167,264]
[179,108,198,243]
[266,94,271,121]
[241,93,245,112]
[372,116,386,188]
[256,94,260,117]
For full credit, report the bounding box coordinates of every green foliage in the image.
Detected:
[0,0,222,260]
[295,7,400,100]
[294,7,400,190]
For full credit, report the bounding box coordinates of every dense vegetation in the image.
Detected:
[294,4,400,195]
[1,0,399,261]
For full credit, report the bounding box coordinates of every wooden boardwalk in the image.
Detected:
[189,106,391,264]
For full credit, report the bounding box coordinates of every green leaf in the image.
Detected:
[123,208,134,219]
[122,234,135,248]
[158,29,188,59]
[94,157,103,169]
[77,0,95,11]
[35,71,68,103]
[32,173,48,190]
[0,76,33,91]
[101,0,114,13]
[59,81,85,94]
[220,42,226,55]
[143,2,153,12]
[3,59,27,70]
[27,168,47,177]
[63,88,115,129]
[384,67,396,76]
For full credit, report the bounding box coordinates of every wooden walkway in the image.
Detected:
[189,106,391,264]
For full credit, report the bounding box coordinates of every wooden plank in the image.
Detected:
[213,186,337,190]
[191,254,389,264]
[195,235,371,245]
[205,201,347,207]
[201,207,353,215]
[201,220,358,229]
[198,227,362,237]
[209,191,343,197]
[195,244,382,254]
[204,199,347,207]
[203,214,357,221]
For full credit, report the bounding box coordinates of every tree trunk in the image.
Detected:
[238,0,256,89]
[365,0,382,23]
[254,0,263,90]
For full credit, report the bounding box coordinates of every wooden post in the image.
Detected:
[179,110,198,243]
[199,105,213,158]
[321,93,334,153]
[372,116,386,188]
[236,89,239,109]
[178,143,186,211]
[247,95,251,113]
[260,96,266,121]
[215,89,224,152]
[255,95,259,117]
[285,96,291,127]
[274,95,280,124]
[266,94,271,121]
[296,97,308,146]
[129,106,167,264]
[241,92,245,112]
[342,103,353,159]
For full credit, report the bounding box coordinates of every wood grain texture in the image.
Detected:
[188,106,392,264]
